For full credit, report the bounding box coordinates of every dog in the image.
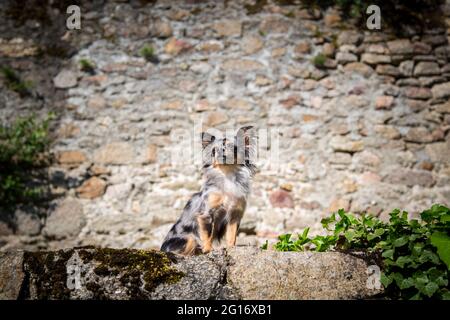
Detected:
[160,126,256,255]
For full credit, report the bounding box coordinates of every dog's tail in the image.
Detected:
[160,235,200,255]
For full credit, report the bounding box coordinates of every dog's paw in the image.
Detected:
[202,245,212,254]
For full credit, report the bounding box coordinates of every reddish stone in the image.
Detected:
[269,189,294,208]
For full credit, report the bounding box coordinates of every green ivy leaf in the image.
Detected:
[382,249,394,260]
[301,227,310,240]
[418,249,441,265]
[261,240,268,250]
[427,267,448,287]
[368,228,385,241]
[430,232,450,269]
[395,256,413,268]
[409,292,422,300]
[392,272,404,287]
[413,271,430,295]
[344,230,355,241]
[423,282,439,298]
[393,236,409,247]
[421,204,450,223]
[320,213,336,230]
[278,233,291,242]
[441,290,450,300]
[399,277,415,290]
[380,272,392,287]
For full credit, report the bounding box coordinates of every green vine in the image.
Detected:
[0,114,54,207]
[263,204,450,300]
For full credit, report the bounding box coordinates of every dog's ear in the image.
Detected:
[236,126,255,146]
[201,131,215,148]
[236,126,256,165]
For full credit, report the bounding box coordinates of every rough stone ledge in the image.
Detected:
[0,247,383,300]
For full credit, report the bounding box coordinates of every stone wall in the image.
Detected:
[0,247,383,300]
[0,0,450,251]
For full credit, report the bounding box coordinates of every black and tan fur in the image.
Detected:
[160,126,256,255]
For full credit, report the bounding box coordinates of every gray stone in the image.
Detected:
[422,34,447,47]
[361,53,391,65]
[337,31,363,46]
[425,142,450,164]
[385,169,435,187]
[387,39,414,55]
[260,16,290,34]
[414,62,441,76]
[343,62,374,78]
[336,52,357,64]
[241,35,264,55]
[434,102,450,114]
[53,69,77,89]
[0,220,13,236]
[330,136,364,153]
[419,76,446,88]
[405,127,433,143]
[213,20,242,37]
[152,20,173,38]
[43,199,86,240]
[93,142,135,165]
[0,251,25,299]
[397,78,421,87]
[399,60,414,76]
[403,87,432,100]
[406,99,427,112]
[329,152,352,164]
[152,250,234,299]
[227,247,383,300]
[413,42,432,55]
[222,59,264,72]
[431,82,450,99]
[376,65,400,77]
[15,208,41,236]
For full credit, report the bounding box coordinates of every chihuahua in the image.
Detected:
[161,126,256,255]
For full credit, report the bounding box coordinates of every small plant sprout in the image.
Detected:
[0,66,32,97]
[312,53,326,68]
[79,58,96,74]
[139,45,159,63]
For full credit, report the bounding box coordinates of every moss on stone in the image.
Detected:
[85,281,106,300]
[22,247,184,299]
[78,248,184,298]
[24,249,74,299]
[244,0,268,15]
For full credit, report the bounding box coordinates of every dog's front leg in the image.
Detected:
[197,192,223,253]
[197,213,214,254]
[225,219,239,248]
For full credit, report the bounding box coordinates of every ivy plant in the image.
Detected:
[264,204,450,300]
[0,114,53,207]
